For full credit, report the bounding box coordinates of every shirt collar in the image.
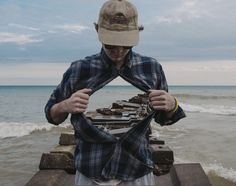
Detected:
[100,48,133,69]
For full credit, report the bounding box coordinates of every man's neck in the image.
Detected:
[101,48,132,69]
[114,60,125,70]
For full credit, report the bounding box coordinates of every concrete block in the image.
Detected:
[39,153,75,174]
[151,144,174,165]
[59,131,75,145]
[153,164,173,176]
[149,136,165,145]
[173,163,211,186]
[50,145,75,159]
[155,173,175,186]
[25,170,75,186]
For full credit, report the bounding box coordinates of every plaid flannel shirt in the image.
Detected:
[45,49,186,181]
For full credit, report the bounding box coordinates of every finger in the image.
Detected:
[152,105,168,111]
[78,93,90,101]
[80,88,92,94]
[74,91,90,100]
[75,103,88,110]
[149,95,166,102]
[151,100,166,106]
[148,89,165,97]
[78,98,89,105]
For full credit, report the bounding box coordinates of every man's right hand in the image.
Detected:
[50,88,92,124]
[63,88,92,114]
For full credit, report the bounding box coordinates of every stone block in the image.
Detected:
[149,136,165,145]
[151,144,174,165]
[50,145,75,159]
[59,131,75,145]
[173,163,211,186]
[39,153,75,174]
[25,170,75,186]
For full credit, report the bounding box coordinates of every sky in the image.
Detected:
[0,0,236,85]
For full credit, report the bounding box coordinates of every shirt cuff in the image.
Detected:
[154,106,186,126]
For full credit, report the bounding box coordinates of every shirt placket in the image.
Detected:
[100,67,156,179]
[74,63,156,180]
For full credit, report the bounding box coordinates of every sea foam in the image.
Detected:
[204,163,236,183]
[0,122,70,138]
[181,102,236,116]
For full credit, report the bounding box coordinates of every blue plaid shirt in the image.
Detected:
[45,49,186,181]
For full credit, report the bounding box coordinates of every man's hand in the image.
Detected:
[50,88,92,124]
[148,90,175,112]
[63,88,92,114]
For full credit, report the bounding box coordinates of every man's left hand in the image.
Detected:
[148,89,175,112]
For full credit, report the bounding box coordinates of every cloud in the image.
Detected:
[162,60,236,85]
[0,62,69,85]
[8,23,40,31]
[0,32,43,45]
[152,0,236,25]
[0,0,235,61]
[175,0,203,19]
[53,24,89,34]
[155,16,182,24]
[139,0,236,61]
[0,61,235,86]
[154,0,212,24]
[164,60,236,72]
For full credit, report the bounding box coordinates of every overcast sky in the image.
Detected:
[0,0,236,85]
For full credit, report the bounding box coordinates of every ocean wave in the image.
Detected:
[181,103,236,116]
[204,163,236,183]
[174,93,236,100]
[0,122,70,138]
[174,157,236,183]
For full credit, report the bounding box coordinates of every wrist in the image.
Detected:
[169,97,179,113]
[50,101,69,124]
[59,99,69,113]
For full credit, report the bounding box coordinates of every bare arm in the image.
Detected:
[50,88,92,124]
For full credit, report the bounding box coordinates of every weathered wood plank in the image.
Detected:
[109,127,131,137]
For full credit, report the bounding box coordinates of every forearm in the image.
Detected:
[50,100,69,125]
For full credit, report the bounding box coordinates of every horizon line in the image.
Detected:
[0,84,236,87]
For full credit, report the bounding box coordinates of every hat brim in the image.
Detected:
[98,28,139,46]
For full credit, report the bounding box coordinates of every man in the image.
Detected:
[45,0,186,185]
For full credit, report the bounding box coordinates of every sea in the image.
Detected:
[0,85,236,186]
